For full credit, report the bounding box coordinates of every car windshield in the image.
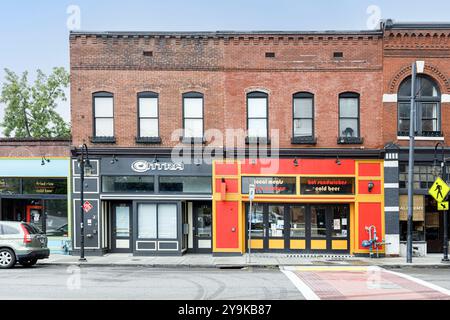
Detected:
[22,223,43,234]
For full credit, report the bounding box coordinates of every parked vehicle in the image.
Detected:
[0,221,50,269]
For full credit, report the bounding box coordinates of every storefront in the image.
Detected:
[71,156,212,256]
[212,158,385,256]
[0,158,71,253]
[398,158,450,256]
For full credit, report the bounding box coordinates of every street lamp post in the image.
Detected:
[406,62,417,264]
[78,144,92,262]
[434,142,449,262]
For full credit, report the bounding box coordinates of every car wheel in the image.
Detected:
[0,248,16,269]
[20,258,38,268]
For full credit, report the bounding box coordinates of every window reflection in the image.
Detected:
[311,206,327,237]
[290,206,306,237]
[249,204,264,238]
[268,206,284,237]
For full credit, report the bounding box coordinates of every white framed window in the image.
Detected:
[183,92,204,138]
[247,92,268,138]
[339,92,360,138]
[138,92,159,138]
[137,203,178,240]
[93,92,114,137]
[293,92,314,138]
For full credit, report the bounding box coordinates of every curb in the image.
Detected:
[39,262,450,269]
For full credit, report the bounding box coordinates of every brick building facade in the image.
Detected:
[69,21,450,257]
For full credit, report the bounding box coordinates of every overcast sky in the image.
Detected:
[1,0,450,136]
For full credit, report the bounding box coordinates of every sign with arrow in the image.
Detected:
[438,201,449,211]
[429,178,450,203]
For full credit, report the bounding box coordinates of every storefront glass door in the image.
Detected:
[309,204,349,252]
[247,203,349,253]
[193,202,212,252]
[111,203,132,253]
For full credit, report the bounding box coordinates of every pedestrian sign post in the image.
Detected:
[429,178,450,203]
[247,184,255,264]
[438,202,449,211]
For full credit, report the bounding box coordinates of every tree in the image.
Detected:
[0,67,71,138]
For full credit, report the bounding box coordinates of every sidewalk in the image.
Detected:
[41,253,450,269]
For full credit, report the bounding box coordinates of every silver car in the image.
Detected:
[0,221,50,269]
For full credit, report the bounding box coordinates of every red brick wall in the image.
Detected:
[0,139,70,157]
[70,33,385,149]
[382,28,450,147]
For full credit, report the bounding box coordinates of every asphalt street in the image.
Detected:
[0,265,304,300]
[1,265,450,300]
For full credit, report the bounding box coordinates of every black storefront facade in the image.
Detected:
[71,150,212,256]
[394,146,450,256]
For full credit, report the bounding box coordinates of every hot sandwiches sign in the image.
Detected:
[300,177,355,195]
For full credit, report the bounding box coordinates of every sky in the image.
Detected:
[1,0,450,136]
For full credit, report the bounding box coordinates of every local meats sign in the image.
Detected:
[300,177,355,195]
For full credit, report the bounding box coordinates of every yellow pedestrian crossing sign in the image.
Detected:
[438,202,449,211]
[429,178,450,203]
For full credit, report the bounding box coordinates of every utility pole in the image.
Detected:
[406,62,417,264]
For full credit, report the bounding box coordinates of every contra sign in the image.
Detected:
[131,160,184,173]
[429,178,450,203]
[438,201,449,211]
[82,201,94,213]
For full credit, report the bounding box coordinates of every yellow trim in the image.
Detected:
[290,239,306,250]
[332,240,348,250]
[310,240,327,250]
[269,239,284,249]
[249,239,264,249]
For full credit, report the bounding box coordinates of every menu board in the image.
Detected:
[242,177,296,195]
[22,178,67,195]
[300,177,355,195]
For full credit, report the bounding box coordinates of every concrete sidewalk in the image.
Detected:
[40,253,450,268]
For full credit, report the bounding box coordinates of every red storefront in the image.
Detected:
[212,158,385,256]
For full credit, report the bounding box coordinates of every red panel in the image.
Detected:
[358,163,381,177]
[215,179,239,194]
[215,201,239,249]
[358,202,382,250]
[215,163,238,175]
[358,180,381,195]
[241,159,355,175]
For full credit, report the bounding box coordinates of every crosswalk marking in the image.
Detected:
[281,265,450,300]
[280,269,320,300]
[382,269,450,297]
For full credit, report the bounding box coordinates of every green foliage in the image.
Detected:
[0,67,71,138]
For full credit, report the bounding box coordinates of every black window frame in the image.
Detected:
[338,92,362,144]
[246,91,269,144]
[91,91,116,143]
[182,92,205,143]
[136,91,161,144]
[291,92,316,144]
[397,75,442,137]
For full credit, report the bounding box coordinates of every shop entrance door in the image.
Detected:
[111,203,132,253]
[247,203,287,251]
[308,204,350,253]
[193,202,212,253]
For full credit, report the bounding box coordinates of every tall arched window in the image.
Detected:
[247,91,268,139]
[398,75,441,137]
[183,92,204,139]
[93,92,114,140]
[338,92,360,142]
